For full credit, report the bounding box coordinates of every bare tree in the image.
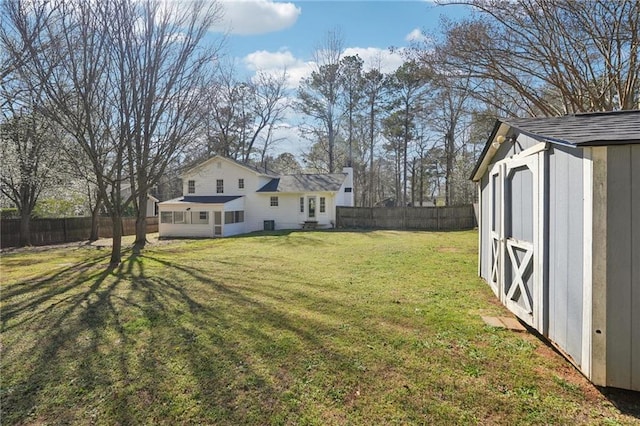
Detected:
[427,72,474,205]
[339,55,364,166]
[113,0,222,252]
[297,28,345,172]
[202,65,287,165]
[432,0,640,115]
[2,0,222,264]
[386,60,431,206]
[203,63,251,160]
[244,70,290,163]
[362,67,388,206]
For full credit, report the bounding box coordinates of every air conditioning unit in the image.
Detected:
[263,220,275,231]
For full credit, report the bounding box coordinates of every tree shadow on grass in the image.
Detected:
[1,251,361,424]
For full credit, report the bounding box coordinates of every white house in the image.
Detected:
[120,184,158,217]
[158,155,354,238]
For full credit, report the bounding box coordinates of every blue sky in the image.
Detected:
[211,1,471,80]
[203,0,472,156]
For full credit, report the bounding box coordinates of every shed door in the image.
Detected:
[502,154,540,327]
[488,164,502,297]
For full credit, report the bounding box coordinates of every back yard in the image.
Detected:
[1,230,638,425]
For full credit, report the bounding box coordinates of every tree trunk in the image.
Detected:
[89,197,102,241]
[445,130,455,206]
[133,190,148,254]
[19,210,31,246]
[110,215,123,266]
[89,207,100,242]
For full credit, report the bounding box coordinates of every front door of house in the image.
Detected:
[307,196,316,220]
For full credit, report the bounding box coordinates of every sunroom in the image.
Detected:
[158,195,245,238]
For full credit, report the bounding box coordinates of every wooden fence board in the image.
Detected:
[1,217,159,249]
[336,205,476,231]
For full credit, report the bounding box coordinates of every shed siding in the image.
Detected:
[547,146,584,365]
[479,173,492,282]
[606,144,640,391]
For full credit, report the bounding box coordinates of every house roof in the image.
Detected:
[181,155,278,178]
[471,110,640,181]
[257,173,347,193]
[160,195,242,204]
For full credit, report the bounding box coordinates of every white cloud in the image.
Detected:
[405,28,427,43]
[266,122,306,157]
[243,46,406,89]
[244,50,300,70]
[214,0,301,35]
[243,50,314,88]
[342,47,405,74]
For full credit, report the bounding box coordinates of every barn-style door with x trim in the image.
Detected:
[489,147,545,330]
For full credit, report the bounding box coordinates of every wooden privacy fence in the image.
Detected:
[336,205,476,231]
[0,217,159,249]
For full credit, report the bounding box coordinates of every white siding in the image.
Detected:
[182,158,272,196]
[244,192,339,232]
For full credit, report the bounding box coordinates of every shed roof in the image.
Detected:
[471,110,640,181]
[160,195,242,204]
[502,110,640,147]
[257,173,347,193]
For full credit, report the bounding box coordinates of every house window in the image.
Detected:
[160,211,173,223]
[174,211,186,224]
[238,178,244,189]
[345,187,352,193]
[270,196,279,207]
[320,197,326,213]
[225,210,245,224]
[216,179,224,193]
[188,180,195,194]
[191,211,209,225]
[300,197,304,213]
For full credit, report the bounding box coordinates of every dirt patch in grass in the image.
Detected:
[0,232,174,254]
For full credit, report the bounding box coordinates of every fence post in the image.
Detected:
[436,206,440,231]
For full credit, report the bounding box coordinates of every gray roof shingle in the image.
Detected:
[470,110,640,181]
[257,173,347,193]
[160,195,242,204]
[503,110,640,146]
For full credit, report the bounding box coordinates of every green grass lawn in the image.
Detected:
[1,230,638,425]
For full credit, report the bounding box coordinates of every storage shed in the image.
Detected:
[471,110,639,391]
